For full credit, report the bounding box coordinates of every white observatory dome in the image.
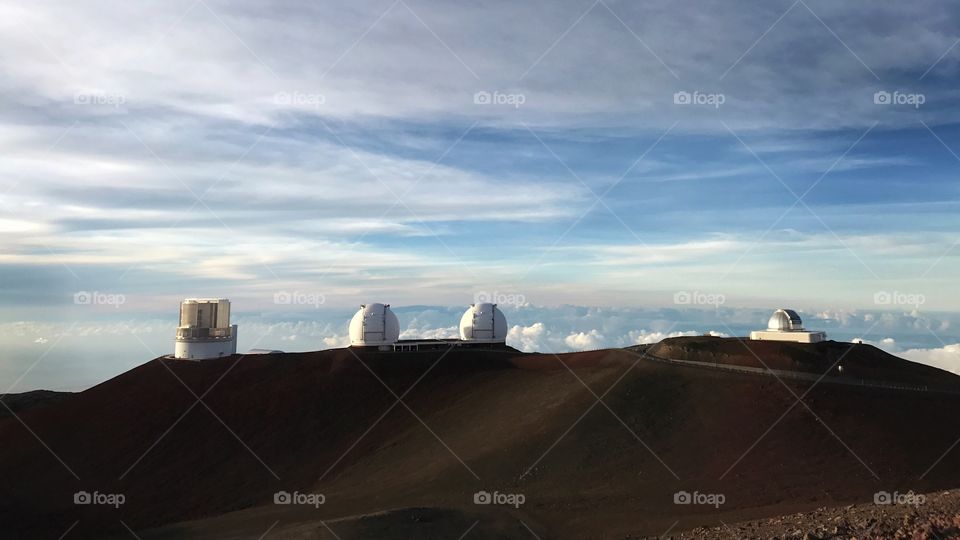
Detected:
[767,308,803,332]
[349,303,400,346]
[459,303,507,343]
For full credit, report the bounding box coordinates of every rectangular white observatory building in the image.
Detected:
[174,298,238,360]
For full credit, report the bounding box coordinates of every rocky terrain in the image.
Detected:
[679,489,960,539]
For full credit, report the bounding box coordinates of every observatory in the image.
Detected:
[749,308,826,343]
[348,302,511,352]
[174,298,238,360]
[349,303,401,350]
[459,303,508,343]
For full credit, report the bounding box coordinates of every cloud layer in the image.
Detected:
[5,0,960,129]
[4,304,959,391]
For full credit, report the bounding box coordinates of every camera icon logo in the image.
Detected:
[473,490,492,505]
[673,291,692,305]
[873,291,892,305]
[673,491,691,505]
[874,491,892,505]
[74,291,92,305]
[474,91,491,105]
[873,90,891,105]
[273,291,293,305]
[673,91,691,105]
[74,491,91,505]
[274,491,292,505]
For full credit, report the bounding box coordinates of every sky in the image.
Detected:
[2,0,960,390]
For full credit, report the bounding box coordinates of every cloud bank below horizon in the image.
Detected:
[3,304,959,392]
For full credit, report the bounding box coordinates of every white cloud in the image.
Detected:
[862,336,960,375]
[507,323,546,352]
[3,2,960,312]
[322,334,350,348]
[400,325,458,340]
[900,344,960,375]
[564,329,605,351]
[3,0,956,131]
[0,129,588,274]
[849,335,960,377]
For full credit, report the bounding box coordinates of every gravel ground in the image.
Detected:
[672,490,960,539]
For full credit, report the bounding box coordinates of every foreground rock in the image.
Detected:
[676,490,960,540]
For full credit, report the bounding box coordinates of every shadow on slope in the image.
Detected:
[2,344,960,539]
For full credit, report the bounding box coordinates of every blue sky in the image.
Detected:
[2,0,960,389]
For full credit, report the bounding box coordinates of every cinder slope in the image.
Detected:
[650,336,960,390]
[2,345,960,539]
[0,389,72,418]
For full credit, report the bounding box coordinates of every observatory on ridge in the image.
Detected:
[349,303,401,350]
[349,302,510,352]
[459,302,507,343]
[749,308,826,343]
[174,298,238,360]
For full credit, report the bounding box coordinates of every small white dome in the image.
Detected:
[767,308,803,332]
[459,303,507,342]
[349,303,400,346]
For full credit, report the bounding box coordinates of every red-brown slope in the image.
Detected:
[0,348,519,538]
[2,346,960,539]
[651,336,960,390]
